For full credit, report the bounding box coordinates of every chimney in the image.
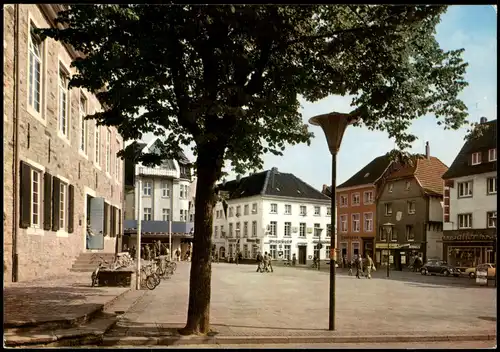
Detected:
[236,175,241,182]
[322,184,328,193]
[271,167,278,173]
[480,116,488,124]
[425,141,430,160]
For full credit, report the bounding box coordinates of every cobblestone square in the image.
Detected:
[113,262,497,337]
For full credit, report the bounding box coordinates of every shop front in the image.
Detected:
[442,230,496,270]
[375,242,423,270]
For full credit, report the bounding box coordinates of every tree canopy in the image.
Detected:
[40,4,469,335]
[41,4,468,177]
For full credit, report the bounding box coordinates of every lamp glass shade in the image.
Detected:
[309,112,357,154]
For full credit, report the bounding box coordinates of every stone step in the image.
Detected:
[3,288,141,348]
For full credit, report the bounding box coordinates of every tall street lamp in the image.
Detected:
[309,110,358,331]
[383,222,394,278]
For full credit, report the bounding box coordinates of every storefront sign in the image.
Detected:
[375,243,400,249]
[296,243,307,247]
[443,232,496,242]
[227,239,237,243]
[269,239,293,244]
[340,236,361,241]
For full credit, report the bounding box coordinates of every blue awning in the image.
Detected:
[124,220,194,234]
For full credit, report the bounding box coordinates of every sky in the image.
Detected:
[140,5,497,190]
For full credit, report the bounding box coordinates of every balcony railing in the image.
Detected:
[138,166,177,178]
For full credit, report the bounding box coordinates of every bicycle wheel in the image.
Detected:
[145,275,157,290]
[170,262,177,272]
[152,272,161,286]
[156,266,165,278]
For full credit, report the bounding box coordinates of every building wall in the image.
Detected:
[426,226,443,260]
[261,197,331,262]
[336,185,377,261]
[444,172,497,231]
[3,5,123,282]
[429,196,444,222]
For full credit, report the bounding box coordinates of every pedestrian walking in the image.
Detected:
[348,260,353,276]
[256,252,263,272]
[267,252,274,273]
[355,255,362,279]
[145,244,151,261]
[235,249,240,265]
[263,252,271,272]
[292,253,297,266]
[366,254,375,279]
[175,248,181,261]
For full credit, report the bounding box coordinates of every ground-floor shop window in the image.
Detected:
[284,245,291,260]
[219,246,226,258]
[243,244,249,258]
[228,244,234,258]
[447,246,494,267]
[269,244,277,259]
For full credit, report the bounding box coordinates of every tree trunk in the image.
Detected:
[178,155,219,336]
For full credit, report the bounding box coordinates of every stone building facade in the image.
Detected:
[3,4,124,282]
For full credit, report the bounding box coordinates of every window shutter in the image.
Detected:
[110,206,116,237]
[103,202,109,236]
[43,173,52,230]
[20,161,32,229]
[68,184,74,233]
[118,209,122,237]
[52,177,61,231]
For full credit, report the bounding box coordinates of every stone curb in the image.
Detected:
[101,333,496,346]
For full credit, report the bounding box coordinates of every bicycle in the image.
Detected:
[91,256,109,287]
[140,263,159,290]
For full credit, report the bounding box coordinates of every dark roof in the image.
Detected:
[149,139,191,168]
[218,168,330,201]
[387,156,448,196]
[336,155,392,189]
[442,120,497,179]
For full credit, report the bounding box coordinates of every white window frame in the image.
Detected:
[488,148,497,162]
[252,221,257,237]
[471,152,482,165]
[162,182,171,197]
[299,222,306,237]
[340,214,348,233]
[269,221,277,236]
[284,222,291,237]
[144,208,152,221]
[252,203,258,214]
[385,203,393,216]
[487,211,497,228]
[162,208,170,221]
[380,227,387,241]
[340,195,348,207]
[388,183,394,193]
[284,244,291,260]
[352,242,360,258]
[351,193,360,206]
[327,207,331,216]
[243,221,248,237]
[458,213,472,229]
[270,203,278,214]
[285,204,292,215]
[244,204,249,215]
[363,191,374,204]
[59,182,67,230]
[27,20,44,120]
[31,168,42,228]
[79,92,88,155]
[105,129,111,174]
[352,213,360,232]
[314,206,321,216]
[236,206,241,216]
[229,207,234,217]
[180,185,185,199]
[214,226,218,238]
[487,177,497,195]
[143,181,152,196]
[299,205,306,216]
[58,63,70,140]
[313,223,321,237]
[405,181,411,191]
[363,212,373,232]
[229,223,233,238]
[407,201,416,215]
[406,225,415,241]
[94,123,101,167]
[458,181,473,198]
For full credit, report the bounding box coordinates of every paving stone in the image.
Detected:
[109,262,496,338]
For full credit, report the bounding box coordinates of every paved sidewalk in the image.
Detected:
[4,272,129,328]
[106,262,497,341]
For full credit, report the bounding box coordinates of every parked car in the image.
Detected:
[463,266,477,278]
[421,260,460,277]
[475,263,496,279]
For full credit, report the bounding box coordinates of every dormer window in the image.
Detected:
[471,152,482,165]
[488,148,497,162]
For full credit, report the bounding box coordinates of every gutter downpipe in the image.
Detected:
[12,4,21,282]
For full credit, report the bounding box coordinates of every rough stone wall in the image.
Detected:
[3,5,124,282]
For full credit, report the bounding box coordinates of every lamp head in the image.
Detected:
[308,111,359,154]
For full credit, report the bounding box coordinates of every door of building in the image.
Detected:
[87,197,105,250]
[298,246,307,265]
